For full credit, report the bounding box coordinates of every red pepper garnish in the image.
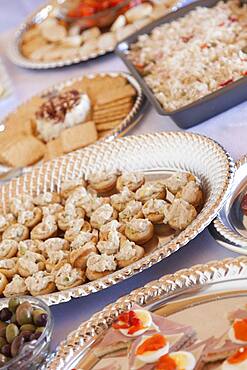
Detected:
[218,22,225,26]
[181,35,193,43]
[200,43,209,49]
[242,71,247,76]
[136,334,167,355]
[155,354,177,370]
[112,310,144,334]
[68,0,127,18]
[229,15,238,22]
[219,78,233,87]
[228,347,247,364]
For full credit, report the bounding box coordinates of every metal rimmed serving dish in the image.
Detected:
[209,155,247,254]
[0,132,234,306]
[0,71,146,175]
[115,0,247,128]
[8,0,186,69]
[46,256,247,369]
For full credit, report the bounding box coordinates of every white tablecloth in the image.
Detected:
[0,0,246,353]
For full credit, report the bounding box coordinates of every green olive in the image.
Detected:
[8,297,20,314]
[10,313,17,325]
[20,324,36,333]
[0,354,8,366]
[16,302,33,326]
[6,324,19,344]
[0,337,6,350]
[35,327,45,334]
[10,335,24,358]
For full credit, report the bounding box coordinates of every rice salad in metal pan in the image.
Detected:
[128,0,247,112]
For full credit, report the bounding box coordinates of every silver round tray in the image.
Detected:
[8,1,185,69]
[0,132,234,306]
[210,155,247,254]
[46,256,247,369]
[0,71,147,177]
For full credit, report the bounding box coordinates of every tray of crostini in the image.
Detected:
[0,132,234,306]
[46,256,247,370]
[0,72,146,169]
[9,0,185,69]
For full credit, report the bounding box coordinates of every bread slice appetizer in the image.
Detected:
[57,206,85,231]
[90,204,118,229]
[17,251,45,278]
[110,187,135,212]
[3,274,28,297]
[0,213,15,233]
[39,237,70,258]
[0,240,18,259]
[0,258,18,278]
[87,171,118,194]
[2,224,29,241]
[31,215,58,240]
[176,181,203,208]
[124,218,154,245]
[164,172,195,195]
[55,263,86,290]
[41,203,63,218]
[17,207,43,228]
[116,240,145,268]
[164,199,197,231]
[70,242,98,270]
[33,191,61,206]
[99,220,122,241]
[64,219,92,242]
[135,182,166,204]
[9,194,34,216]
[60,178,86,199]
[0,272,8,295]
[116,172,145,192]
[70,230,98,250]
[17,240,42,257]
[45,250,69,273]
[119,200,143,224]
[142,199,169,223]
[86,253,117,281]
[25,270,56,296]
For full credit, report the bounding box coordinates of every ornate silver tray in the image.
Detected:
[8,0,185,69]
[210,155,247,254]
[0,132,234,306]
[46,256,247,369]
[0,71,146,175]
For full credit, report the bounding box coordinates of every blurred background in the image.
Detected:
[0,1,44,32]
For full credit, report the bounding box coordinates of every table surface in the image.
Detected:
[0,0,246,355]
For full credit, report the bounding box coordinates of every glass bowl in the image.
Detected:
[0,296,53,370]
[57,0,141,29]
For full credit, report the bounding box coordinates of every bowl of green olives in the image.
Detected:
[0,296,53,369]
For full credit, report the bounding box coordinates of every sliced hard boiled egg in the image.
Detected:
[168,351,196,370]
[228,319,247,344]
[222,347,247,370]
[135,333,169,364]
[119,309,155,337]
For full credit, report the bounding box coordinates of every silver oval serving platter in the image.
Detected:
[8,0,185,69]
[46,256,247,369]
[0,71,147,176]
[0,132,234,306]
[210,155,247,254]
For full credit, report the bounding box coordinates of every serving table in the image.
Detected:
[0,0,247,352]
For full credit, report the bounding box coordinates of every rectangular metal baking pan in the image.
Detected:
[115,0,247,129]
